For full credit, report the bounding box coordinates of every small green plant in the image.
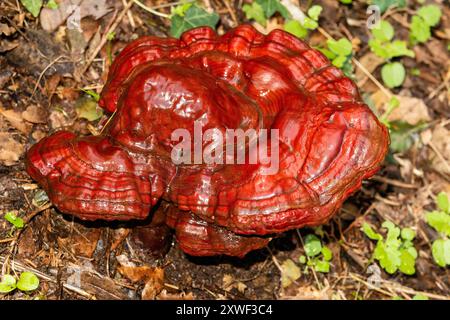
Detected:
[368,20,414,89]
[299,234,333,273]
[242,1,322,39]
[318,38,354,77]
[20,0,43,17]
[4,211,24,229]
[170,3,219,38]
[425,192,450,267]
[283,5,322,39]
[362,221,417,275]
[410,5,442,44]
[0,272,40,294]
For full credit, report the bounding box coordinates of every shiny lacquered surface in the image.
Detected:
[26,25,389,257]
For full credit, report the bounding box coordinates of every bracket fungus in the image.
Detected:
[26,25,389,257]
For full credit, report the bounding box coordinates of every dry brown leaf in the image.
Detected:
[22,105,46,124]
[116,254,165,300]
[58,228,101,258]
[0,23,15,36]
[388,96,431,125]
[370,92,431,125]
[0,107,32,134]
[0,132,24,165]
[40,0,111,32]
[429,125,450,174]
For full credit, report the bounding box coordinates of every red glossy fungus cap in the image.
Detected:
[26,25,389,257]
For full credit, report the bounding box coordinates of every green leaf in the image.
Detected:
[307,5,322,21]
[401,228,416,241]
[374,242,401,274]
[281,259,301,288]
[339,0,352,4]
[303,234,322,257]
[413,294,429,300]
[4,211,24,229]
[399,248,416,275]
[243,2,266,26]
[381,62,405,88]
[0,274,17,294]
[314,259,330,273]
[417,5,442,27]
[371,0,406,14]
[298,255,306,264]
[431,238,450,267]
[425,211,450,237]
[369,39,414,59]
[81,89,100,102]
[372,20,394,42]
[75,96,103,121]
[284,20,307,39]
[317,47,336,60]
[387,40,415,58]
[302,17,318,30]
[410,16,431,43]
[170,2,193,17]
[256,0,290,19]
[45,0,58,9]
[332,55,347,68]
[327,38,352,56]
[17,272,39,292]
[20,0,43,17]
[436,192,449,213]
[170,4,220,38]
[362,223,383,241]
[321,246,333,261]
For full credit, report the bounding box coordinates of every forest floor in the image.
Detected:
[0,0,449,300]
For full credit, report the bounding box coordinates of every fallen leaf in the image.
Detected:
[0,132,24,165]
[40,0,111,32]
[281,259,301,288]
[429,125,450,174]
[75,96,103,121]
[22,105,46,124]
[57,228,101,258]
[116,254,164,300]
[0,107,32,134]
[387,96,431,125]
[0,23,15,36]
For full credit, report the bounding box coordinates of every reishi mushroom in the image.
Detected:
[26,25,389,257]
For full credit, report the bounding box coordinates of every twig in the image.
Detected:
[79,1,134,76]
[428,141,450,173]
[0,255,96,300]
[350,273,450,300]
[132,0,170,18]
[31,56,65,98]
